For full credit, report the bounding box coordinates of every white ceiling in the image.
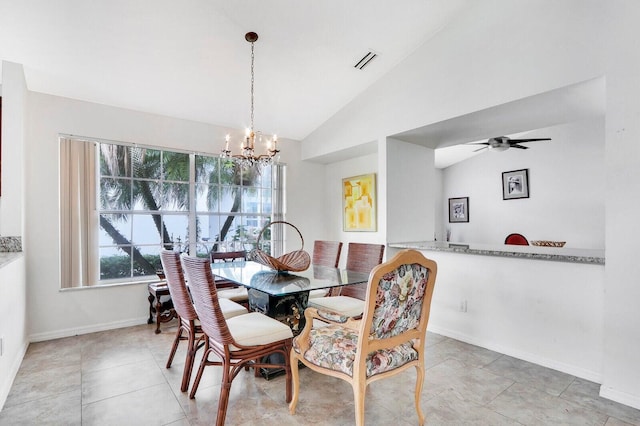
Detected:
[0,0,468,141]
[393,78,606,168]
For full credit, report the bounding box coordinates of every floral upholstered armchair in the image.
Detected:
[289,249,437,426]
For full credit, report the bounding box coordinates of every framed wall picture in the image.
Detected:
[448,197,469,223]
[343,173,377,231]
[502,169,530,200]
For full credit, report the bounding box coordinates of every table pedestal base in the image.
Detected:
[248,289,309,334]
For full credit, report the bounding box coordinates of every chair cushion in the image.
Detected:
[218,298,248,319]
[308,296,365,317]
[300,325,418,377]
[226,312,293,348]
[308,289,329,299]
[216,286,249,302]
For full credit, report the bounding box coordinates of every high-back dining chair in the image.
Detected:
[308,240,343,299]
[311,240,343,267]
[289,249,438,426]
[340,242,385,299]
[160,250,248,393]
[210,250,250,307]
[181,255,294,426]
[307,242,385,317]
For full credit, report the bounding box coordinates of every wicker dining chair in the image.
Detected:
[307,242,385,316]
[181,255,294,426]
[160,250,248,393]
[308,240,343,299]
[290,249,438,426]
[210,250,250,307]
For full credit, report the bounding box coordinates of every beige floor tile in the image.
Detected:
[3,324,640,426]
[82,358,167,404]
[484,355,576,396]
[82,382,185,426]
[3,364,81,408]
[0,389,81,426]
[487,382,609,425]
[561,378,640,425]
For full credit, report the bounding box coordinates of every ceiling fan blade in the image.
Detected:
[469,142,490,146]
[510,138,551,143]
[510,144,529,149]
[473,146,488,152]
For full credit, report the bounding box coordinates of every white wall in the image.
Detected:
[442,119,605,248]
[0,62,26,236]
[302,0,640,409]
[0,257,27,410]
[24,91,324,340]
[386,138,436,243]
[0,61,28,412]
[401,248,605,382]
[601,0,640,408]
[324,151,385,266]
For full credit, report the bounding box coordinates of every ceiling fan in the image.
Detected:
[471,136,551,152]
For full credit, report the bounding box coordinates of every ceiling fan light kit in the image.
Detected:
[472,136,551,152]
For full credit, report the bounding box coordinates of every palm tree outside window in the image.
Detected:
[60,137,283,288]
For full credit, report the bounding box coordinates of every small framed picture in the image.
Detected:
[448,197,469,223]
[502,169,529,200]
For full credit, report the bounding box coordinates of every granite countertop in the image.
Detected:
[0,251,24,268]
[389,241,605,265]
[0,236,24,269]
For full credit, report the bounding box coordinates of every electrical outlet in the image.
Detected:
[459,300,468,313]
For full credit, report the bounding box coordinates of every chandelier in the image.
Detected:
[221,31,279,167]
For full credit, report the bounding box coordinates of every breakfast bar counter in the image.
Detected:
[388,241,604,265]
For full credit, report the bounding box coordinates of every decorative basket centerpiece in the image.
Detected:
[531,240,566,248]
[250,221,311,272]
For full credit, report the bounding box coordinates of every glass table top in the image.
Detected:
[210,260,370,297]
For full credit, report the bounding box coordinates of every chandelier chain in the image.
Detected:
[250,41,255,132]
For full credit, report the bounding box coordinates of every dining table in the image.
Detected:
[210,260,370,333]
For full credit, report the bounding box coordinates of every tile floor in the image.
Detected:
[1,322,639,425]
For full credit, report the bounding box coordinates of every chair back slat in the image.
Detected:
[312,240,343,268]
[341,243,385,299]
[181,255,234,345]
[160,250,198,321]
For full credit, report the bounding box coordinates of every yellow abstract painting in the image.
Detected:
[343,173,376,232]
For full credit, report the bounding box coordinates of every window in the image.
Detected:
[60,137,284,288]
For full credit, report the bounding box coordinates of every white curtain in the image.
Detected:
[60,138,99,287]
[271,163,285,257]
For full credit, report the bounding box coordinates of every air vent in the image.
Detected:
[354,51,377,70]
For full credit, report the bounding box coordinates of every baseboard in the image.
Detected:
[29,317,150,342]
[427,324,602,383]
[600,385,640,410]
[0,341,29,412]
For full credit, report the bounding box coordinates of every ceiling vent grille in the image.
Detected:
[354,51,377,70]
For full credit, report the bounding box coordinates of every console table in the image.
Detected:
[147,281,177,334]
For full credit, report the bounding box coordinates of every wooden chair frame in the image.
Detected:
[160,250,202,393]
[181,255,293,426]
[289,249,437,426]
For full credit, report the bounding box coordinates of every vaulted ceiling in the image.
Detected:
[0,0,468,141]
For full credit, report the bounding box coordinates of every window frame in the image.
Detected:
[60,136,284,288]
